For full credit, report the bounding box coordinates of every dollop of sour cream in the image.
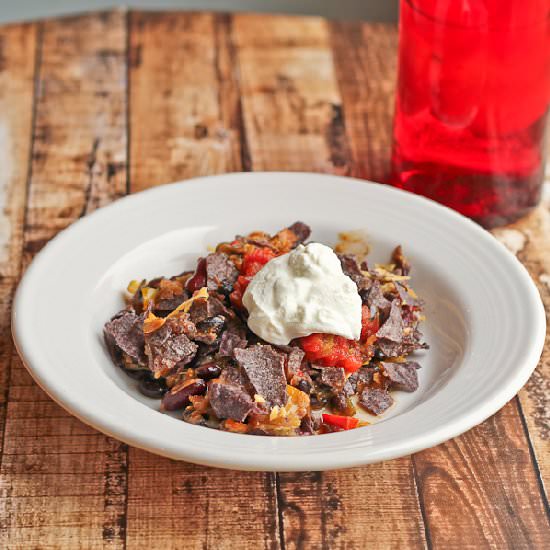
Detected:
[242,243,362,345]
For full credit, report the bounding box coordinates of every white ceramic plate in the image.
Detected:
[12,173,545,471]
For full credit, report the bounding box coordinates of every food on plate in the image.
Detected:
[104,222,428,436]
[243,242,363,344]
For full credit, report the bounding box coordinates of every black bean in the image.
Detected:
[218,281,234,296]
[195,363,222,380]
[161,379,207,411]
[138,375,168,399]
[196,316,225,333]
[296,379,311,394]
[373,348,385,361]
[124,368,148,381]
[359,288,371,303]
[310,394,328,410]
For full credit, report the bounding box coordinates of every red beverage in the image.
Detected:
[392,0,550,227]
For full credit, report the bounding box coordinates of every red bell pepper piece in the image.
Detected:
[322,413,360,430]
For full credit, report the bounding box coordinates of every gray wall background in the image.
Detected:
[0,1,399,23]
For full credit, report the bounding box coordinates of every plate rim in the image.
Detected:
[11,172,546,471]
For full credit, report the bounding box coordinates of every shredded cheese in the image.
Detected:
[143,287,209,334]
[127,279,142,294]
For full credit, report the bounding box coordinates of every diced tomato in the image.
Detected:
[340,352,364,372]
[237,275,251,292]
[231,247,277,309]
[360,305,379,341]
[299,306,380,372]
[230,276,248,309]
[300,333,324,357]
[299,333,364,372]
[322,413,359,430]
[241,247,276,277]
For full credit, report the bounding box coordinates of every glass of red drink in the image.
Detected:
[391,0,550,228]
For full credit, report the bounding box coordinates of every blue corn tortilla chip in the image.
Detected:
[103,308,147,366]
[144,318,198,376]
[209,381,255,422]
[381,361,420,392]
[206,253,239,292]
[234,345,287,407]
[359,387,394,415]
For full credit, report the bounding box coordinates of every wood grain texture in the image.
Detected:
[329,21,398,183]
[23,12,127,258]
[129,12,246,191]
[0,21,37,453]
[277,462,427,549]
[0,11,128,549]
[232,13,352,175]
[127,12,280,550]
[414,401,550,548]
[233,14,427,549]
[126,452,280,550]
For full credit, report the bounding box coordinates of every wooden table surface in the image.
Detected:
[0,9,549,549]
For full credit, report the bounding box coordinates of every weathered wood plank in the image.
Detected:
[0,21,37,453]
[129,11,246,191]
[233,14,426,549]
[232,13,352,175]
[277,461,427,549]
[414,401,550,548]
[127,12,280,550]
[126,452,280,550]
[0,11,128,550]
[329,21,397,183]
[22,14,127,259]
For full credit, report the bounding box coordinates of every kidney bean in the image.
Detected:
[186,257,207,293]
[195,362,222,380]
[161,378,207,411]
